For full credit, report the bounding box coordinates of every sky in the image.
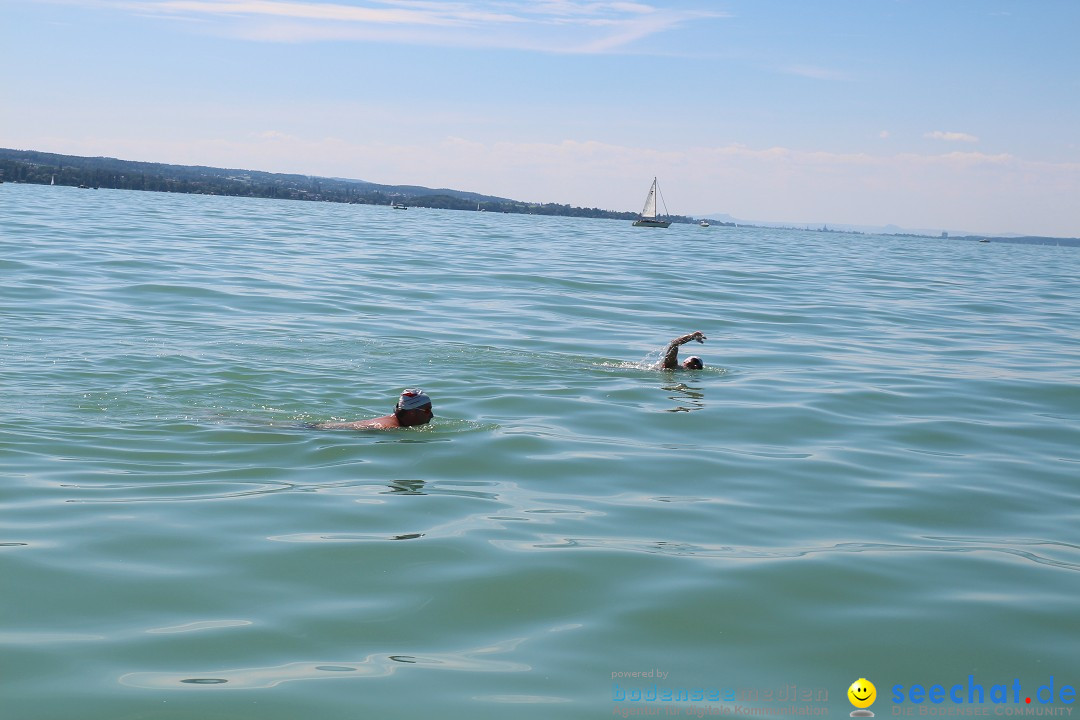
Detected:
[2,0,1079,236]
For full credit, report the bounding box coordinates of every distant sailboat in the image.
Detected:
[50,175,55,186]
[632,177,671,228]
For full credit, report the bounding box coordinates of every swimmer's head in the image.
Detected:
[397,388,431,411]
[683,356,704,370]
[395,388,434,426]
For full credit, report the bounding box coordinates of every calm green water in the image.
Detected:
[3,184,1079,720]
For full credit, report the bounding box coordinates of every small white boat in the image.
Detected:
[699,220,710,227]
[392,203,407,210]
[632,177,671,228]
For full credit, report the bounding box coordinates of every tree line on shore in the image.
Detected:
[0,148,698,223]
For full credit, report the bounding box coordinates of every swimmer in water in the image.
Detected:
[313,388,434,430]
[658,331,706,370]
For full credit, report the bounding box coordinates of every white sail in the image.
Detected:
[632,177,671,227]
[641,179,658,218]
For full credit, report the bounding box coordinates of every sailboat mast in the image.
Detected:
[632,177,671,227]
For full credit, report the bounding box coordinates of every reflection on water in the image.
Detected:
[120,637,532,689]
[384,478,427,495]
[662,382,706,413]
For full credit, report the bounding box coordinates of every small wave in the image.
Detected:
[62,479,296,504]
[267,532,426,543]
[146,620,252,634]
[511,536,1080,572]
[119,637,530,689]
[473,694,572,704]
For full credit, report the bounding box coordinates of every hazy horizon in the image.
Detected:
[4,1,1078,237]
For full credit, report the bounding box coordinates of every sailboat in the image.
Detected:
[632,177,671,228]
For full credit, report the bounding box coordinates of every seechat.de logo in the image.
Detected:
[849,678,877,717]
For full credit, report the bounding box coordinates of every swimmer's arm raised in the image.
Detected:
[660,331,706,369]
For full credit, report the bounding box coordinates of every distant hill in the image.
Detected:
[0,148,694,224]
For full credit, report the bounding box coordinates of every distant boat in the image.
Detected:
[392,203,407,210]
[632,177,671,228]
[50,175,55,186]
[699,220,710,227]
[978,238,990,243]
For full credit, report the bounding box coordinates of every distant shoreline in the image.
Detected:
[0,147,695,224]
[2,147,1076,245]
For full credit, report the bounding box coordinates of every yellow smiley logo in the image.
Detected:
[848,678,877,709]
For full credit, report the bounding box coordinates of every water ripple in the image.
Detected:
[513,536,1080,571]
[120,638,530,690]
[4,187,1079,716]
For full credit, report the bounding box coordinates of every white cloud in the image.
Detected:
[925,130,979,143]
[109,0,724,52]
[138,0,516,25]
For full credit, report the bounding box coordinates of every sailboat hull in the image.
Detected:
[633,219,671,228]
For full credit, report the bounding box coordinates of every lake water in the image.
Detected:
[3,183,1079,720]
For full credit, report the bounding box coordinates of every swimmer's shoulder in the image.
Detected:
[310,414,401,430]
